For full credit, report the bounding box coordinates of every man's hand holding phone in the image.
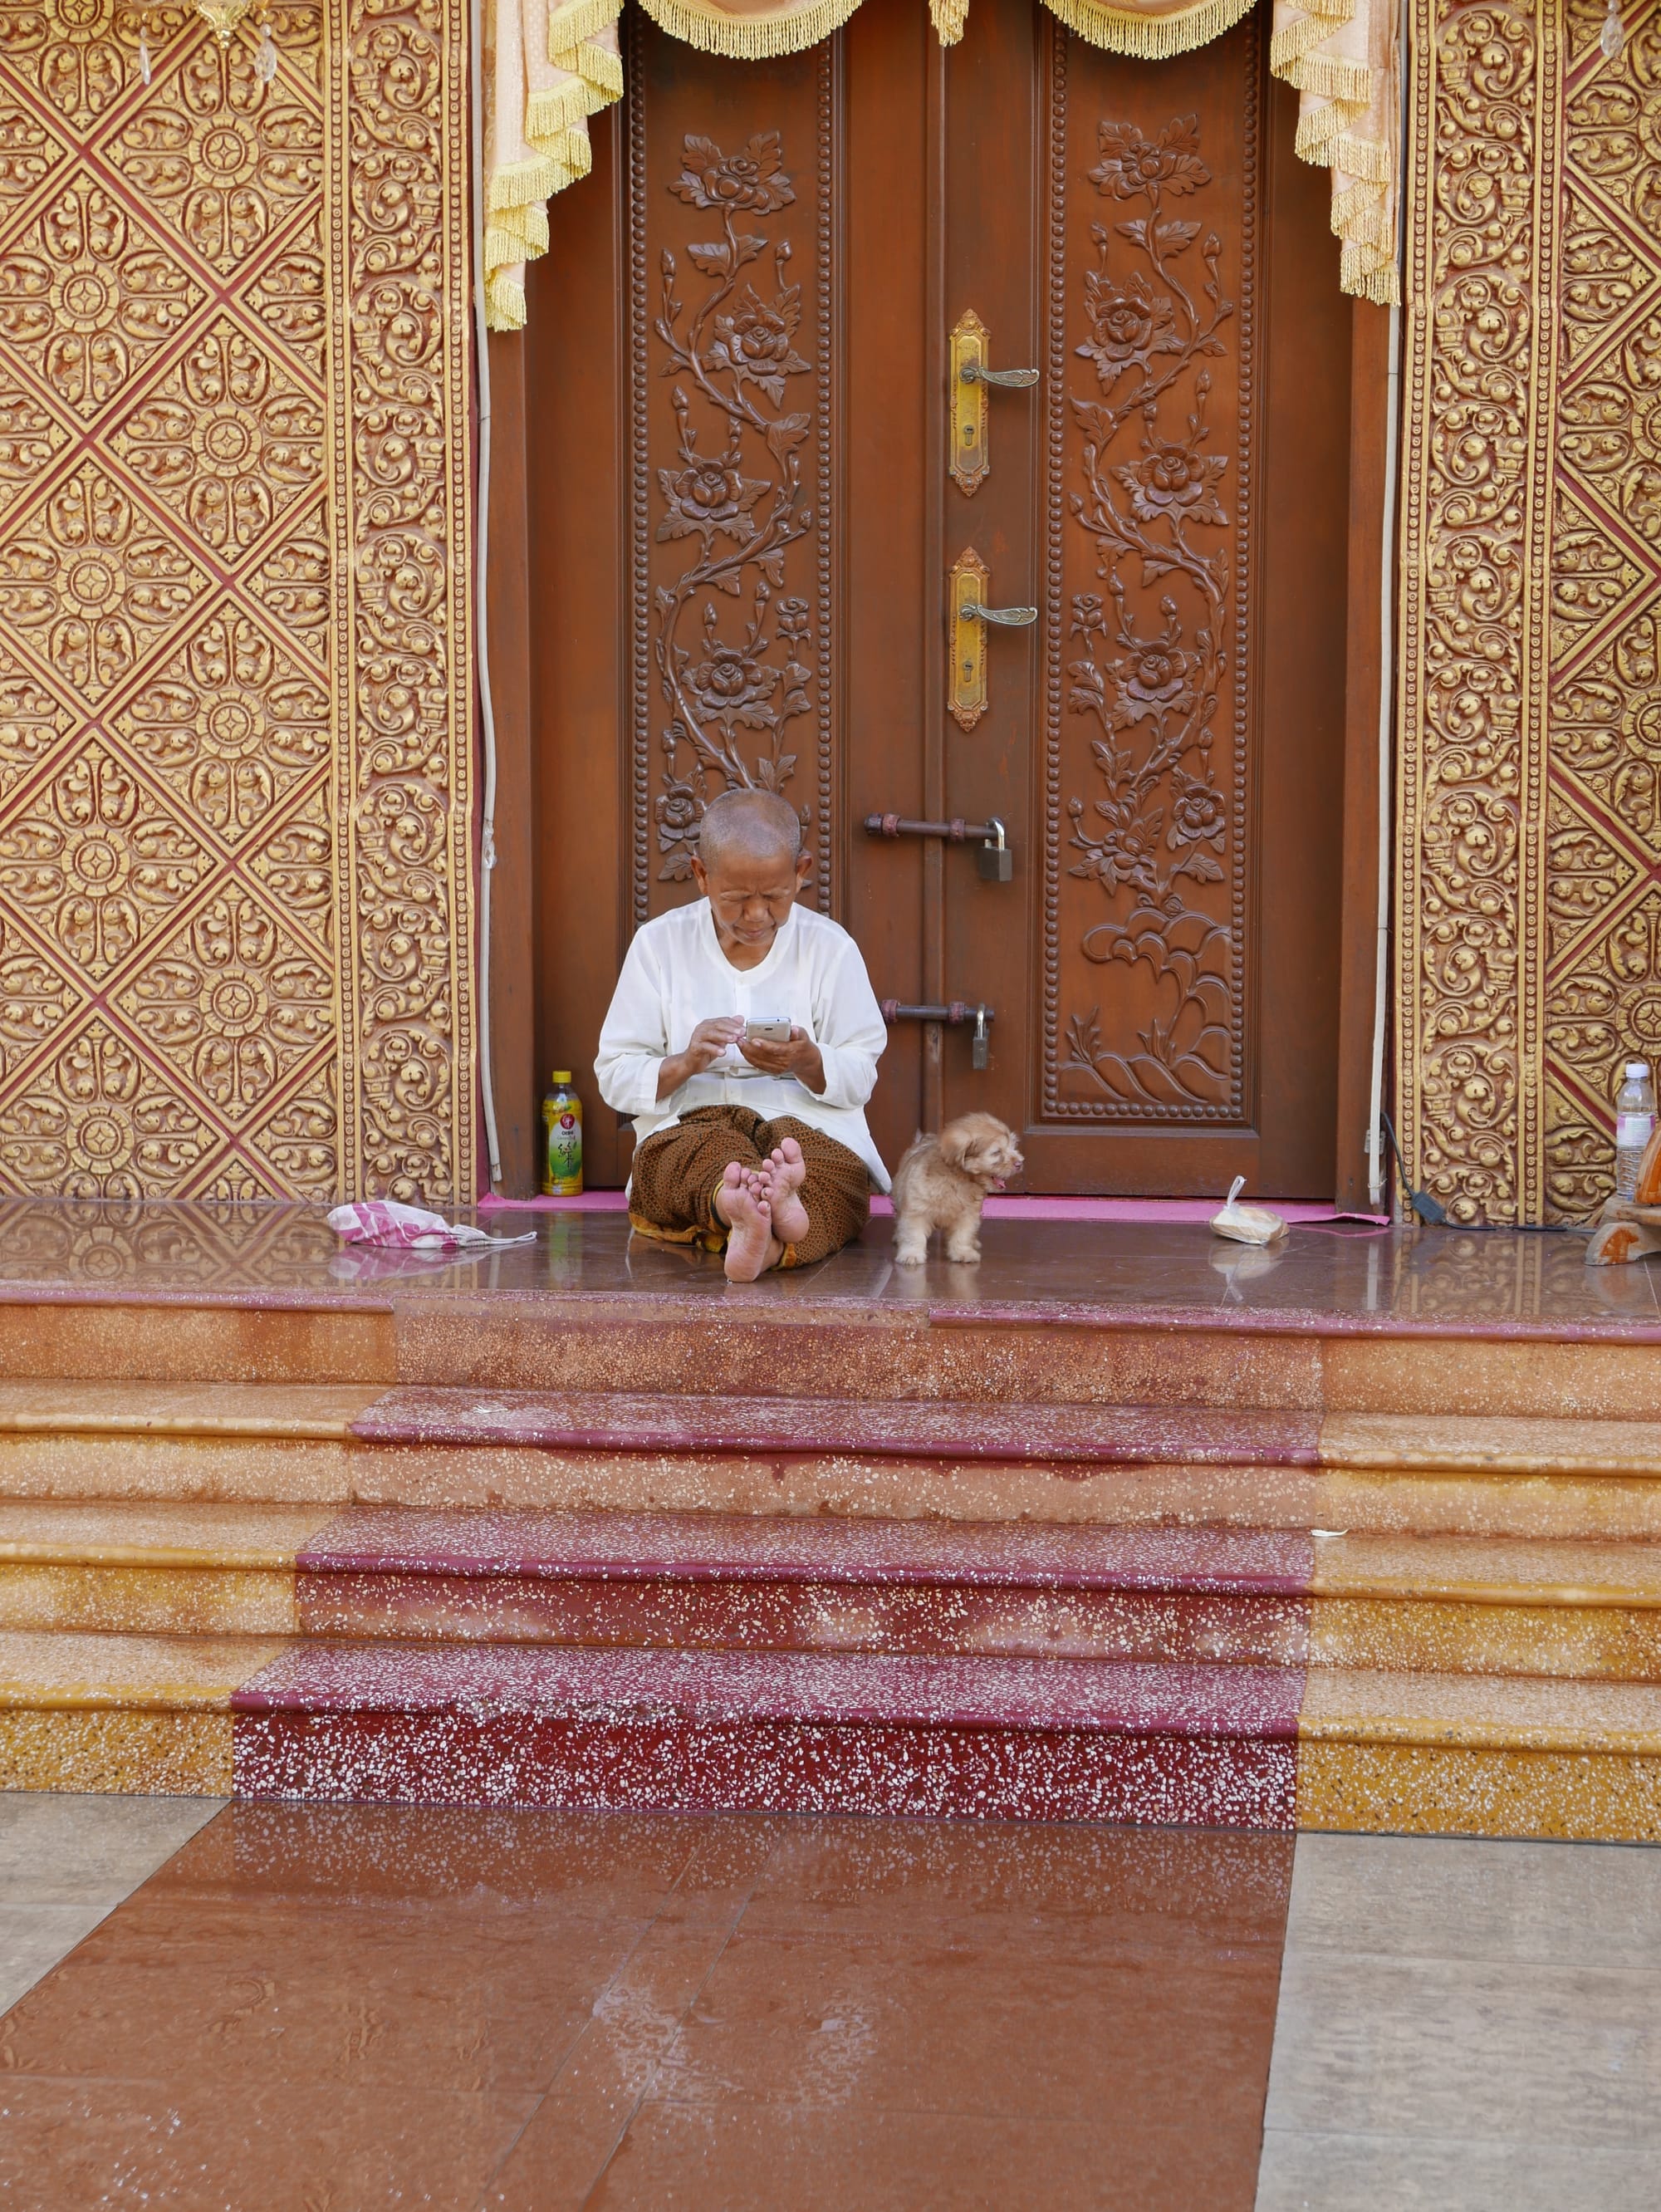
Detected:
[655,1016,744,1100]
[737,1022,826,1094]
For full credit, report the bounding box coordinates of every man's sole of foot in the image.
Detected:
[763,1143,811,1248]
[723,1188,777,1281]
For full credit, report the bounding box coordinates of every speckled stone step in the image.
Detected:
[229,1642,1305,1827]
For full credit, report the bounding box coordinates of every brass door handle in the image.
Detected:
[948,550,1035,730]
[959,362,1040,387]
[948,310,1038,494]
[960,601,1037,626]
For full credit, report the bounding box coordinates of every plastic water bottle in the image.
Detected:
[541,1072,583,1196]
[1614,1060,1655,1200]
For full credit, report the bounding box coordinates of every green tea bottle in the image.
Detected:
[541,1072,583,1196]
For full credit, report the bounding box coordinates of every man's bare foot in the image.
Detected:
[760,1139,810,1247]
[722,1179,779,1281]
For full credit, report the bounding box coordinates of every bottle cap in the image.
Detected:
[552,1071,572,1085]
[1627,1061,1650,1078]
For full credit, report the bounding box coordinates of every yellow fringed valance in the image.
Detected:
[1036,0,1256,61]
[485,0,625,330]
[1268,0,1399,304]
[482,0,1400,328]
[634,0,864,60]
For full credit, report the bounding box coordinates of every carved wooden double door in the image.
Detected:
[531,0,1356,1194]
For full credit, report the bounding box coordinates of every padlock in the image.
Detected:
[977,817,1012,882]
[972,1005,990,1070]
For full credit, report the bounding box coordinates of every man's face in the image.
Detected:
[692,845,811,954]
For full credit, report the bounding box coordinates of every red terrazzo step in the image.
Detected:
[231,1644,1302,1827]
[349,1389,1320,1465]
[295,1511,1313,1665]
[298,1509,1313,1590]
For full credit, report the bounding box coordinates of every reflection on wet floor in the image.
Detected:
[0,1197,1647,1330]
[0,1802,1292,2210]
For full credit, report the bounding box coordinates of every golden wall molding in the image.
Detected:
[1398,0,1661,1224]
[0,0,475,1202]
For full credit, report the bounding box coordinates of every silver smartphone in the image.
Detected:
[744,1017,791,1043]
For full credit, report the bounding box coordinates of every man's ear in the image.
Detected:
[795,848,812,888]
[690,852,709,896]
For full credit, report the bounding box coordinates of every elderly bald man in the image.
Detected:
[595,788,890,1282]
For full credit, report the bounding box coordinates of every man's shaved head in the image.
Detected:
[697,787,803,872]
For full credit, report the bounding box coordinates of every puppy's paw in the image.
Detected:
[943,1238,982,1265]
[893,1234,929,1267]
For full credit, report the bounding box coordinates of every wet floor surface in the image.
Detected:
[1,1798,1658,2210]
[0,1196,1649,1335]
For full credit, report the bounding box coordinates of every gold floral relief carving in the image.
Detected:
[1404,1,1661,1222]
[109,315,324,557]
[0,171,203,418]
[1397,0,1542,1224]
[111,604,330,845]
[0,740,211,979]
[106,36,321,274]
[0,0,473,1200]
[0,460,210,706]
[0,636,71,796]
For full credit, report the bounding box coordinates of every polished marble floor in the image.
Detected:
[0,1197,1650,1335]
[0,1796,1655,2210]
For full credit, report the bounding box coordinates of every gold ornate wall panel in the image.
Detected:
[0,0,474,1202]
[1399,0,1661,1223]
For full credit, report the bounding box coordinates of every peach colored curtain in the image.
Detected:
[482,0,1399,328]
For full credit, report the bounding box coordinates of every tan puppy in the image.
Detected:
[891,1112,1024,1265]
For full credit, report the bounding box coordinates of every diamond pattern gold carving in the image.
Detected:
[0,379,69,517]
[0,91,68,204]
[110,602,328,846]
[0,0,473,1201]
[0,636,71,798]
[0,739,210,982]
[110,316,324,559]
[0,169,203,419]
[115,888,332,1123]
[243,217,324,378]
[0,1013,218,1197]
[1402,1,1661,1224]
[106,37,321,275]
[244,774,331,945]
[0,914,76,1081]
[0,460,210,707]
[242,513,328,660]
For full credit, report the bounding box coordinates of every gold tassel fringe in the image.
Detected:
[1037,0,1256,61]
[484,0,624,331]
[931,0,969,41]
[1267,0,1399,307]
[637,0,863,59]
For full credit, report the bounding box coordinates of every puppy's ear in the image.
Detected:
[938,1121,972,1168]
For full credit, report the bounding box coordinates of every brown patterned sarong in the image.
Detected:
[630,1106,871,1268]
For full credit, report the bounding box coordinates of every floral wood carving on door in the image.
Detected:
[1058,114,1241,1116]
[649,125,818,888]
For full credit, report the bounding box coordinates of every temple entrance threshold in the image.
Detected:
[0,1200,1659,1839]
[503,0,1384,1200]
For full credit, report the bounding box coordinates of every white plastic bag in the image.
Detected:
[1208,1175,1288,1247]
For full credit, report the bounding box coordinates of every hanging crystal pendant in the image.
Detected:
[138,23,152,83]
[256,17,277,82]
[1601,0,1624,60]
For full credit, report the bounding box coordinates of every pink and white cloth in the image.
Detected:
[327,1201,536,1252]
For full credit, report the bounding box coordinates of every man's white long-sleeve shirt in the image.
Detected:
[595,899,891,1191]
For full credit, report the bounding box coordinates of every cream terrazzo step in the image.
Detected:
[0,1627,292,1798]
[1299,1669,1661,1842]
[0,1382,383,1438]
